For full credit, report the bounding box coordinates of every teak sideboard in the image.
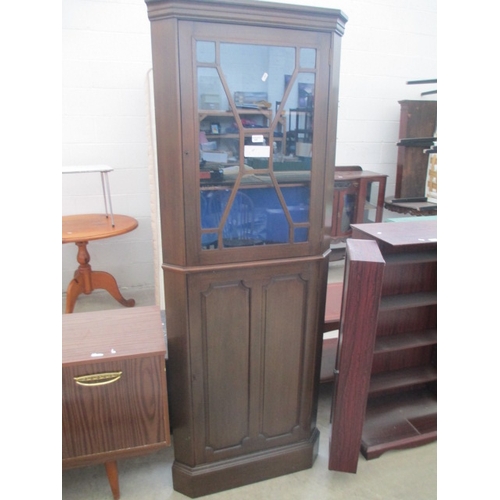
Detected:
[62,306,170,500]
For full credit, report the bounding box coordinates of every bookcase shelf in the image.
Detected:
[380,291,437,311]
[362,389,437,459]
[368,365,437,398]
[374,329,437,353]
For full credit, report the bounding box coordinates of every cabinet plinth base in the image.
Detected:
[172,428,320,498]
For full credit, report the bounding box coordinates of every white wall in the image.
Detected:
[62,0,437,295]
[62,0,156,293]
[279,0,437,192]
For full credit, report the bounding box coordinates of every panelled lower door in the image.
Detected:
[184,259,322,464]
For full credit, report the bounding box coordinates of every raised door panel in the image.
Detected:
[203,280,251,453]
[261,276,308,439]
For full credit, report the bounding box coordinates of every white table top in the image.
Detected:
[62,165,114,174]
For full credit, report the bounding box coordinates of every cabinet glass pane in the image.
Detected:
[341,193,356,233]
[363,181,380,223]
[197,41,216,63]
[198,41,316,249]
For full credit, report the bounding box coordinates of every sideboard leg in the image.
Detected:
[104,461,120,500]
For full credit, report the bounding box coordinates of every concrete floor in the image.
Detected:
[62,259,437,500]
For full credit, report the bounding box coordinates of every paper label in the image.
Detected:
[244,145,270,158]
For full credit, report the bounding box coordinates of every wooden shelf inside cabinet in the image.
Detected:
[344,220,437,463]
[199,108,272,120]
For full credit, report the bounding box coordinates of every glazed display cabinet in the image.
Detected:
[145,0,347,496]
[331,166,388,241]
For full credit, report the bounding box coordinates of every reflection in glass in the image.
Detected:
[197,40,216,63]
[198,67,229,112]
[341,193,356,233]
[300,48,316,68]
[364,181,380,223]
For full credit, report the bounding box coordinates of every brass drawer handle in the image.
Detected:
[74,371,123,387]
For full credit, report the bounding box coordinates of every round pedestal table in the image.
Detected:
[62,214,138,314]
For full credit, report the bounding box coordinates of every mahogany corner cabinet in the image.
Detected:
[144,0,348,496]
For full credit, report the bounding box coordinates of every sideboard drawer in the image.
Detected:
[63,355,168,462]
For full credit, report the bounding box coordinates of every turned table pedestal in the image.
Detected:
[62,214,138,313]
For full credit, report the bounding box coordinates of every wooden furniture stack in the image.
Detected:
[333,220,437,464]
[144,0,348,496]
[395,100,437,199]
[62,306,170,500]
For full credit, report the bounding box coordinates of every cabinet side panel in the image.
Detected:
[150,18,187,265]
[329,239,385,473]
[163,269,194,465]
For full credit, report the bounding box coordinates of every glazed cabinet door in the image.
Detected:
[177,21,334,266]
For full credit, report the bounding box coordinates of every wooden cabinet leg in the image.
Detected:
[104,461,120,500]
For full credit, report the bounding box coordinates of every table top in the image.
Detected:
[351,219,437,247]
[384,196,437,215]
[62,214,138,243]
[62,165,113,174]
[334,170,388,181]
[62,306,166,365]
